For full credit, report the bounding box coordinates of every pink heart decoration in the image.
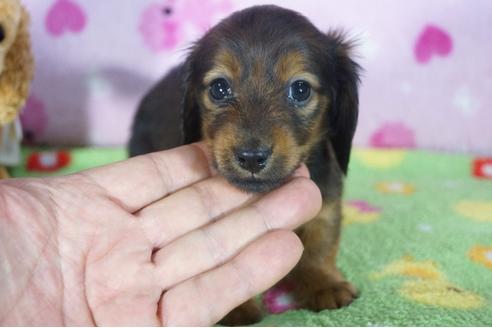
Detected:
[370,122,416,148]
[139,0,234,52]
[139,3,181,51]
[346,200,381,214]
[414,25,453,64]
[46,0,87,37]
[263,282,298,314]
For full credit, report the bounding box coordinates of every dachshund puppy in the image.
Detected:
[129,5,360,325]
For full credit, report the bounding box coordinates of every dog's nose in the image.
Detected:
[235,148,271,173]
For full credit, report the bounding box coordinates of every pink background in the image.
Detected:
[20,0,492,154]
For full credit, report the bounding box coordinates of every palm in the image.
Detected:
[0,144,321,326]
[0,174,159,325]
[58,185,161,326]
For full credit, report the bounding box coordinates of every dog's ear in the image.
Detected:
[323,31,360,175]
[181,53,203,144]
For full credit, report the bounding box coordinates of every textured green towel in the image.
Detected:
[10,147,492,326]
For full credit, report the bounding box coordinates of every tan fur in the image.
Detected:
[285,144,358,310]
[275,51,306,82]
[0,0,34,179]
[271,126,301,169]
[0,166,10,179]
[203,49,242,85]
[211,122,239,169]
[0,0,34,125]
[289,200,358,310]
[200,48,328,185]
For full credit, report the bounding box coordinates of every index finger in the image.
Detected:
[77,143,213,212]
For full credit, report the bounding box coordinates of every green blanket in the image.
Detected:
[10,147,492,326]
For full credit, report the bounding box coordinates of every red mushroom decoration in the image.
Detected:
[26,151,71,172]
[472,158,492,180]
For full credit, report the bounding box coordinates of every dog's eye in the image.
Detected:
[210,78,233,101]
[0,24,5,43]
[289,80,311,102]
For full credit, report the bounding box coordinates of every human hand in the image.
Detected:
[0,143,321,326]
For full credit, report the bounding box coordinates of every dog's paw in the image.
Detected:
[309,281,359,311]
[219,300,263,326]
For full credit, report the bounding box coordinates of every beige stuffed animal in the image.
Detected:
[0,0,34,178]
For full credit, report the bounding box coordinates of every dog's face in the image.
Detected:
[183,6,359,193]
[197,47,328,193]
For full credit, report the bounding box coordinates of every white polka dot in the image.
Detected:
[276,294,294,307]
[88,74,112,97]
[482,164,492,177]
[39,152,57,168]
[485,251,492,262]
[453,86,480,117]
[387,182,405,192]
[418,223,433,233]
[399,82,413,95]
[357,31,380,61]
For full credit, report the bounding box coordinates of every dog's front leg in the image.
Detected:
[289,200,358,310]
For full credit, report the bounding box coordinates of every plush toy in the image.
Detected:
[0,0,34,179]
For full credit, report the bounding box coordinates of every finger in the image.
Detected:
[293,163,310,178]
[152,177,321,290]
[159,230,303,326]
[137,162,311,247]
[137,175,258,248]
[76,143,212,212]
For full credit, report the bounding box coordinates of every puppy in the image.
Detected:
[129,5,360,325]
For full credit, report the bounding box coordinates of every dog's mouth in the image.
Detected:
[211,146,302,193]
[226,175,288,193]
[216,161,299,193]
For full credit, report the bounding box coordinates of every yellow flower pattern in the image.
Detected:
[376,181,415,195]
[454,201,492,222]
[343,200,382,225]
[372,257,484,309]
[355,149,407,169]
[469,245,492,270]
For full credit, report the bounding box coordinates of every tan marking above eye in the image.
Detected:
[275,51,320,89]
[203,67,232,86]
[203,49,241,85]
[275,51,305,76]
